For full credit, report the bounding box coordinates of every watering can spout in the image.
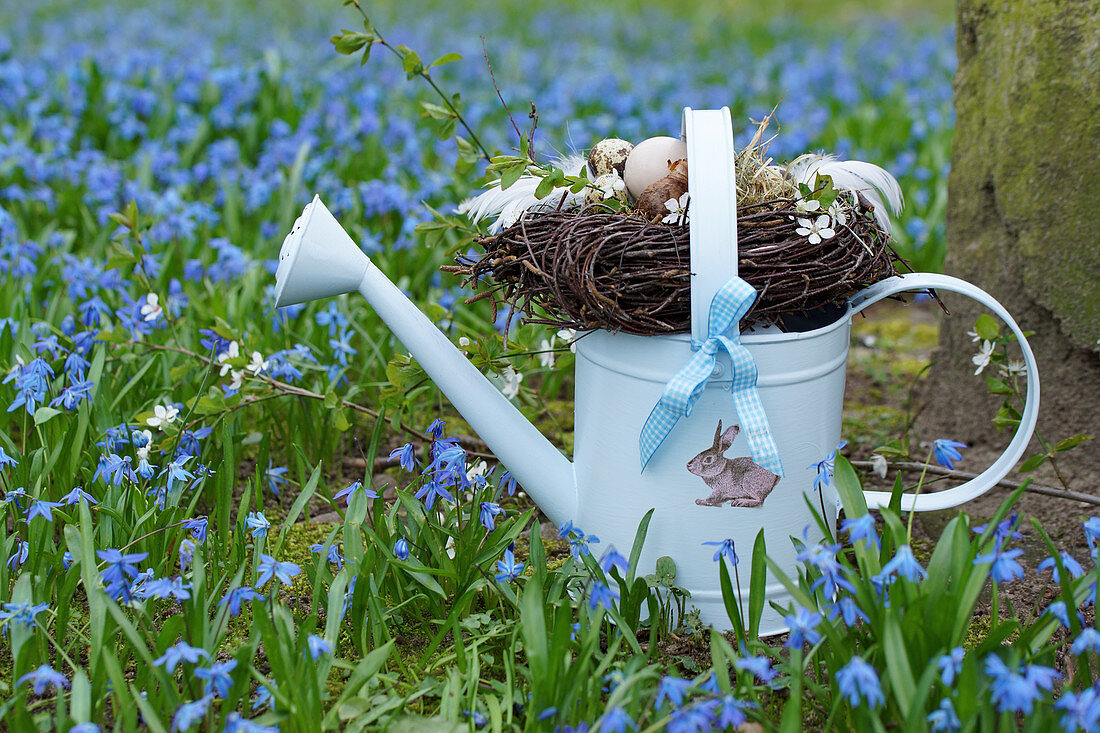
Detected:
[274,195,577,526]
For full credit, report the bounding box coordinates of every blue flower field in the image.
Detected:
[2,1,1098,730]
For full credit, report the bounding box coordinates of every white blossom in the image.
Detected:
[458,336,471,348]
[828,200,849,228]
[140,293,163,322]
[500,366,523,399]
[796,215,836,245]
[466,459,488,484]
[247,351,269,375]
[795,197,822,214]
[596,174,625,200]
[869,453,888,479]
[229,369,244,391]
[147,403,179,429]
[999,359,1026,378]
[971,340,995,375]
[556,328,577,354]
[662,193,690,225]
[966,329,981,342]
[217,341,240,376]
[538,339,555,369]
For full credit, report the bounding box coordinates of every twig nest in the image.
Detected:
[586,138,634,179]
[584,173,628,206]
[634,159,688,220]
[623,136,687,199]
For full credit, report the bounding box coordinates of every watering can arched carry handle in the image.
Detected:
[680,107,1041,514]
[845,274,1040,512]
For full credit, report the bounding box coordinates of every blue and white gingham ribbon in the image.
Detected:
[639,276,784,476]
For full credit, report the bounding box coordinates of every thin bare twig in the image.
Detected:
[481,36,523,150]
[850,459,1100,507]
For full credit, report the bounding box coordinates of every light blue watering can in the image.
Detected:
[273,108,1039,633]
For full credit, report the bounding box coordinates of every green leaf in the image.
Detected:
[1018,454,1047,473]
[334,409,351,432]
[984,375,1013,395]
[400,48,423,76]
[33,406,63,425]
[974,313,1001,341]
[430,52,462,67]
[330,30,372,55]
[534,175,556,200]
[654,556,676,587]
[1055,433,1093,452]
[499,163,526,191]
[419,101,454,120]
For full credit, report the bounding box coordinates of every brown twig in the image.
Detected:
[481,36,523,151]
[850,460,1100,507]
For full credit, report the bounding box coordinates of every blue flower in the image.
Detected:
[655,675,693,710]
[881,544,927,583]
[1084,517,1100,558]
[0,601,49,634]
[255,554,300,588]
[495,547,524,583]
[797,540,855,597]
[7,539,29,569]
[17,664,69,695]
[394,537,410,561]
[463,709,488,727]
[784,606,823,648]
[0,445,17,469]
[413,479,455,511]
[59,486,97,505]
[1044,600,1074,628]
[717,695,755,728]
[141,577,193,601]
[1055,687,1100,733]
[333,479,378,506]
[558,521,600,559]
[388,443,417,472]
[223,712,278,733]
[153,641,210,672]
[69,724,100,733]
[932,439,967,469]
[27,499,64,523]
[498,469,518,496]
[587,581,619,611]
[827,596,869,627]
[836,656,883,708]
[598,547,630,576]
[171,694,214,732]
[310,543,344,569]
[667,700,718,733]
[984,655,1060,714]
[264,462,288,495]
[243,511,270,538]
[973,547,1024,584]
[479,501,504,531]
[252,684,274,711]
[306,634,333,660]
[183,516,208,544]
[195,659,237,698]
[97,548,148,600]
[1038,551,1085,583]
[329,327,357,366]
[840,514,880,550]
[160,458,195,494]
[734,654,777,683]
[599,706,635,733]
[926,697,960,732]
[937,647,964,686]
[806,441,847,491]
[424,418,446,439]
[702,538,738,566]
[1071,628,1100,655]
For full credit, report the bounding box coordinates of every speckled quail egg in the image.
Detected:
[587,138,634,179]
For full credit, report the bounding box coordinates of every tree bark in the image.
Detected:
[918,0,1100,483]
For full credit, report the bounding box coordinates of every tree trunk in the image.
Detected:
[918,0,1100,483]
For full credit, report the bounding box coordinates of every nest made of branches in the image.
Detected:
[447,198,905,335]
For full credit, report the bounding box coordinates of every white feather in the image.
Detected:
[457,154,588,233]
[786,153,903,234]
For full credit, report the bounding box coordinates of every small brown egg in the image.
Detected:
[587,138,634,179]
[634,175,689,221]
[584,173,628,206]
[623,136,687,200]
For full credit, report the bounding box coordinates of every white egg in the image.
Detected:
[623,136,688,200]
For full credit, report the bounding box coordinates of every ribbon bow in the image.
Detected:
[639,276,784,477]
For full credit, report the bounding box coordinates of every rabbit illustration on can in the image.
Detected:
[689,420,781,507]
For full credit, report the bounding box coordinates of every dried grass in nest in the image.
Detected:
[447,199,905,335]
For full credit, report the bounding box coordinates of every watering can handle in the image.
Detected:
[682,107,739,343]
[845,273,1041,512]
